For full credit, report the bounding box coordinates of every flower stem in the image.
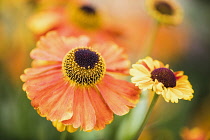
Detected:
[133,92,159,140]
[141,21,160,57]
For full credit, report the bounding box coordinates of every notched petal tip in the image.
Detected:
[97,75,140,116]
[60,112,73,121]
[20,74,26,82]
[52,121,66,132]
[22,83,27,91]
[66,125,78,133]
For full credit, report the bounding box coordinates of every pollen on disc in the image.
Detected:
[62,47,106,86]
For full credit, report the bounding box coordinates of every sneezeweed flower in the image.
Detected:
[67,3,101,30]
[20,32,140,132]
[180,127,210,140]
[27,1,120,43]
[146,0,183,25]
[88,1,190,63]
[130,56,194,103]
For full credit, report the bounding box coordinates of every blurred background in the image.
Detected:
[0,0,209,140]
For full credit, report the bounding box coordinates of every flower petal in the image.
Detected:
[27,74,64,104]
[87,87,113,130]
[30,48,63,62]
[38,83,74,121]
[20,64,61,82]
[97,75,140,116]
[143,56,155,71]
[22,65,75,121]
[62,88,96,131]
[22,69,62,91]
[93,43,130,74]
[61,35,90,50]
[31,32,90,62]
[66,125,78,133]
[31,32,68,61]
[52,121,78,133]
[52,121,66,132]
[130,64,151,76]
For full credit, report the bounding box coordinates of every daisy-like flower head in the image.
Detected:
[27,2,120,43]
[146,0,183,25]
[20,32,140,132]
[130,57,194,103]
[67,4,102,30]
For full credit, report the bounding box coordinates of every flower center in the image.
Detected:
[69,4,101,30]
[151,68,176,88]
[62,47,106,86]
[155,1,174,15]
[74,49,99,69]
[80,5,96,15]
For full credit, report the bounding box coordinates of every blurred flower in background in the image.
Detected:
[0,0,34,84]
[181,127,210,140]
[90,0,191,63]
[27,0,122,44]
[146,0,183,25]
[0,0,210,140]
[27,0,191,63]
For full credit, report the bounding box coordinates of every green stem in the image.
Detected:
[141,22,160,58]
[133,92,159,140]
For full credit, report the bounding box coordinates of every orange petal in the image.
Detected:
[37,32,70,58]
[31,32,90,62]
[62,87,96,131]
[28,77,68,119]
[38,82,74,121]
[30,78,64,108]
[31,60,61,67]
[30,48,63,62]
[27,9,62,35]
[101,75,140,104]
[92,43,130,74]
[20,64,61,82]
[87,87,113,130]
[61,35,90,51]
[62,88,82,129]
[97,75,140,116]
[22,69,62,92]
[22,67,75,121]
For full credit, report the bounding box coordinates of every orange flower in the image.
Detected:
[181,127,210,140]
[20,32,140,132]
[27,1,119,43]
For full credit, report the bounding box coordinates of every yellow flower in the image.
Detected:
[146,0,183,25]
[130,57,194,103]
